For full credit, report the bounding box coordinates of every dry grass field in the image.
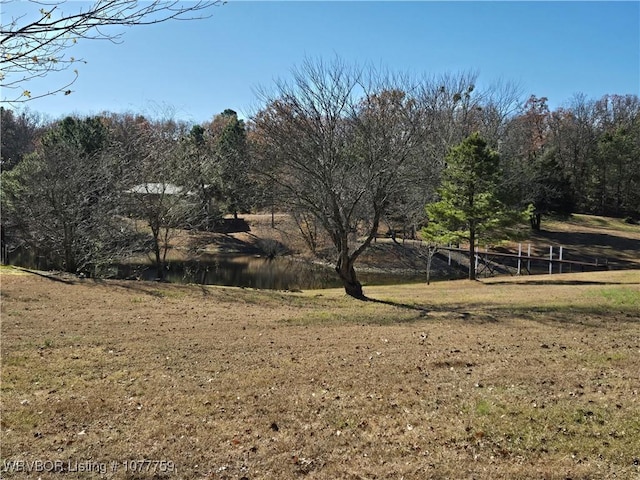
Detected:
[1,267,639,479]
[533,214,640,269]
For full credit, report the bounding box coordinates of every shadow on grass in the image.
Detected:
[17,268,76,285]
[357,294,638,327]
[362,296,494,324]
[364,296,430,316]
[534,229,639,253]
[89,277,181,298]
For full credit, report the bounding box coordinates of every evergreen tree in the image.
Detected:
[526,147,575,230]
[423,132,524,280]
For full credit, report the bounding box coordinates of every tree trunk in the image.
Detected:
[425,245,437,286]
[151,225,165,281]
[530,212,541,231]
[63,223,77,273]
[335,253,365,300]
[468,227,476,281]
[153,243,165,281]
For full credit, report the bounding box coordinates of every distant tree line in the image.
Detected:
[500,93,640,228]
[2,59,638,296]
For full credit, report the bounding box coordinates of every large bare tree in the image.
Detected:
[0,0,222,102]
[252,58,434,299]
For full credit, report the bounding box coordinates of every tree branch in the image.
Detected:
[1,0,224,102]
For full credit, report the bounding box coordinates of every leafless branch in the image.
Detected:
[1,0,224,102]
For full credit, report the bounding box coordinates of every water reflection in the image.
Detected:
[4,247,427,290]
[124,255,426,290]
[131,256,342,290]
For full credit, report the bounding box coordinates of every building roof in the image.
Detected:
[126,183,188,195]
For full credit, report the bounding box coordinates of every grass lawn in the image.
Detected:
[1,268,639,479]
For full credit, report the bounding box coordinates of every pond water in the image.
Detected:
[4,248,426,290]
[121,255,427,290]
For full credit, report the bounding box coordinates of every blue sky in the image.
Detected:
[3,1,639,123]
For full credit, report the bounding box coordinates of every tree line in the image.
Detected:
[2,58,638,297]
[1,108,252,279]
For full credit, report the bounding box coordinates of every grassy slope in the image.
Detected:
[529,214,640,269]
[1,268,639,479]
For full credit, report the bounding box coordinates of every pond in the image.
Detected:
[120,255,427,290]
[4,248,427,290]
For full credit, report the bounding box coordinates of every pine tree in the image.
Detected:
[423,132,524,280]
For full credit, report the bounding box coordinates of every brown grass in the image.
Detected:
[1,268,639,479]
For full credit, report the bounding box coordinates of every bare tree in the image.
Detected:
[117,117,195,280]
[252,58,434,299]
[0,0,223,102]
[176,124,224,231]
[375,74,521,246]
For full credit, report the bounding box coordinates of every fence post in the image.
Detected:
[448,244,451,266]
[549,246,553,275]
[475,240,479,274]
[527,244,531,273]
[559,246,564,274]
[517,243,522,275]
[485,245,489,272]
